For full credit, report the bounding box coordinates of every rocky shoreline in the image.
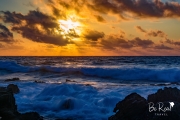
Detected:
[109,87,180,120]
[1,82,180,120]
[0,84,43,120]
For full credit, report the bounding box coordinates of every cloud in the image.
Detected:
[155,44,173,50]
[130,37,154,48]
[94,15,106,22]
[88,0,180,19]
[24,10,59,29]
[166,38,180,46]
[12,26,70,46]
[136,26,167,38]
[147,30,167,37]
[48,0,180,20]
[0,11,23,24]
[100,35,133,49]
[136,26,146,33]
[100,35,154,50]
[1,10,71,46]
[0,23,14,43]
[83,29,105,41]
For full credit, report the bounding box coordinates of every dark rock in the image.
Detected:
[34,80,45,83]
[109,93,148,120]
[0,86,43,120]
[18,112,43,120]
[109,87,180,120]
[5,78,20,82]
[7,84,20,94]
[66,79,76,83]
[0,87,19,120]
[56,118,73,120]
[170,82,180,85]
[61,99,74,110]
[147,101,180,120]
[148,87,180,103]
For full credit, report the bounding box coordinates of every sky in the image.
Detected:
[0,0,180,56]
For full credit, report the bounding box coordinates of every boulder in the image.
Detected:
[34,80,45,83]
[109,93,148,120]
[5,78,20,82]
[0,87,19,120]
[7,84,20,94]
[109,87,180,120]
[148,87,180,103]
[0,86,43,120]
[18,112,43,120]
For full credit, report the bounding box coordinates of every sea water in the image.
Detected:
[0,56,180,119]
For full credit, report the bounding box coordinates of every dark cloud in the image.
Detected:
[130,37,154,48]
[54,0,85,13]
[51,7,66,19]
[136,26,146,33]
[155,44,173,50]
[1,10,71,46]
[174,41,180,46]
[83,29,105,41]
[12,26,70,46]
[100,35,133,49]
[0,11,23,24]
[94,15,106,22]
[136,26,167,38]
[166,38,180,46]
[100,35,154,49]
[88,0,122,17]
[147,30,166,37]
[88,0,180,19]
[0,24,14,43]
[25,10,59,29]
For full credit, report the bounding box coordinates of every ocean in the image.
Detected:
[0,56,180,119]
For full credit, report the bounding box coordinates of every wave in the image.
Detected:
[1,61,180,82]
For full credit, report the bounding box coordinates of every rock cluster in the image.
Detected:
[0,85,43,120]
[109,87,180,120]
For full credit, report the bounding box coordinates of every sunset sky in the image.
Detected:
[0,0,180,56]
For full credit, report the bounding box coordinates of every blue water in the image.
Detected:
[1,56,180,82]
[0,56,180,119]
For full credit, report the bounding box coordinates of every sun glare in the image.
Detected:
[58,19,81,37]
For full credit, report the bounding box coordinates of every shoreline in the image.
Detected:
[1,82,180,120]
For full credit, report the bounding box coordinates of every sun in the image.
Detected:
[58,19,81,39]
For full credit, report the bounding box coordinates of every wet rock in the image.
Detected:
[0,87,19,120]
[34,80,45,83]
[5,78,20,82]
[109,93,148,120]
[0,86,43,120]
[61,99,74,110]
[7,84,20,94]
[109,87,180,120]
[148,87,180,103]
[66,79,76,83]
[18,112,43,120]
[147,101,180,120]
